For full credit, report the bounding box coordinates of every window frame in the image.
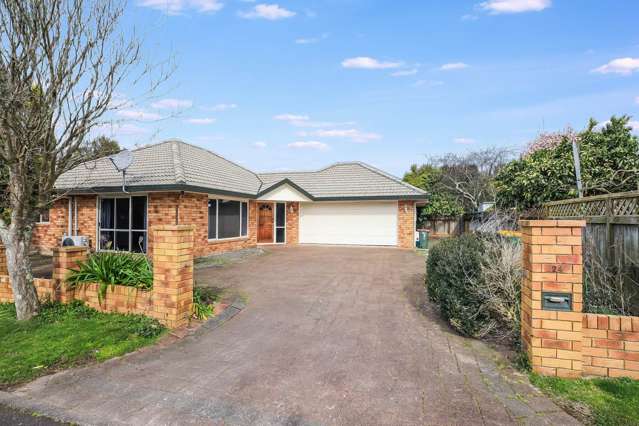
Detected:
[37,210,50,224]
[208,198,249,242]
[98,195,148,253]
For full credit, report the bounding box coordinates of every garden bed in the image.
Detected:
[0,301,166,388]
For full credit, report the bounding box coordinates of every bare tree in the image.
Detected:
[433,147,514,212]
[0,0,167,319]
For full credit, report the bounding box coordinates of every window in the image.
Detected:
[37,210,50,224]
[99,196,147,253]
[208,199,248,240]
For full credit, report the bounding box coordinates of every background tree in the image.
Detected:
[77,136,121,163]
[404,147,512,223]
[0,0,168,320]
[495,116,639,210]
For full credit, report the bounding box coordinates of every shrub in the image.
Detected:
[427,234,489,337]
[66,252,153,302]
[426,233,523,343]
[192,287,218,320]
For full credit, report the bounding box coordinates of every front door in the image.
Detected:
[258,203,274,243]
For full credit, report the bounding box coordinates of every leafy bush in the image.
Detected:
[192,287,220,320]
[427,234,489,337]
[426,233,522,343]
[66,252,153,302]
[495,116,639,210]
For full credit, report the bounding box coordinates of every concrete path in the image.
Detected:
[1,246,579,425]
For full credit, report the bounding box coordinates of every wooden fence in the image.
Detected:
[422,214,482,238]
[544,191,639,313]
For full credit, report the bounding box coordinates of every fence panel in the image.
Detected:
[544,191,639,314]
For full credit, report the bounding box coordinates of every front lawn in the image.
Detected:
[530,373,639,426]
[0,301,166,387]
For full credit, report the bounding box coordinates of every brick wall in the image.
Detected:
[520,219,585,378]
[286,202,299,244]
[32,192,261,258]
[31,196,97,254]
[583,313,639,379]
[2,226,194,328]
[398,200,415,249]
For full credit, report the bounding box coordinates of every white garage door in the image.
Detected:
[299,202,398,246]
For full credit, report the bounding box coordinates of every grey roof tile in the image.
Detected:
[56,140,427,199]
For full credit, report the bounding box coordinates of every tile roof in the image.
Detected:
[56,140,427,200]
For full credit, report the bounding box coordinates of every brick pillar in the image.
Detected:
[0,243,7,275]
[286,202,299,244]
[152,225,194,329]
[520,219,585,378]
[398,200,416,248]
[53,246,88,302]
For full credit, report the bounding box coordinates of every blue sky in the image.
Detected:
[101,0,639,176]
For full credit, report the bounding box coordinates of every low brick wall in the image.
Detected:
[583,313,639,380]
[1,225,194,328]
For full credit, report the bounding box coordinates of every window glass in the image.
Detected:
[276,203,285,227]
[131,231,146,253]
[241,202,248,236]
[115,198,130,229]
[100,198,114,229]
[39,210,50,223]
[208,199,217,239]
[100,230,114,250]
[218,200,241,239]
[131,197,147,229]
[276,227,285,244]
[115,231,130,251]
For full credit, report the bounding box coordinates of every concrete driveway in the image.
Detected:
[1,246,578,425]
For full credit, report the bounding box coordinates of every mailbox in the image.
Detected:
[542,292,572,311]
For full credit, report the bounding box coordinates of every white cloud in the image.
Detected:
[479,0,551,14]
[151,98,193,109]
[288,141,329,151]
[185,117,216,124]
[275,113,356,129]
[635,96,639,104]
[253,141,267,148]
[461,14,479,21]
[304,129,382,143]
[391,68,418,77]
[138,0,223,15]
[440,62,469,71]
[454,137,477,145]
[274,113,310,122]
[116,109,162,121]
[414,80,444,87]
[295,33,328,45]
[342,57,402,70]
[630,121,639,132]
[239,4,295,20]
[592,58,639,76]
[205,103,237,111]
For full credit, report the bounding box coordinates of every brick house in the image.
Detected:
[33,140,427,257]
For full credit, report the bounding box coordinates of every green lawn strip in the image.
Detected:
[530,373,639,426]
[0,301,166,387]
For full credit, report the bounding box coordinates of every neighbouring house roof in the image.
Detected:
[56,139,427,200]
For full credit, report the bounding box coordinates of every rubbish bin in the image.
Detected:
[417,229,429,249]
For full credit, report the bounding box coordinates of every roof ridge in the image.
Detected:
[170,140,186,184]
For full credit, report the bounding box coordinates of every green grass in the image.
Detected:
[530,373,639,425]
[0,301,166,387]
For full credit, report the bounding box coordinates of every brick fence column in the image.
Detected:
[520,219,586,378]
[152,225,194,328]
[0,243,7,275]
[53,246,88,302]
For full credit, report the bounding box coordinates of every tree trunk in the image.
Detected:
[5,227,38,320]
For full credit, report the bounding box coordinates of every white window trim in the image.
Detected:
[207,199,250,242]
[36,212,50,224]
[98,195,148,253]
